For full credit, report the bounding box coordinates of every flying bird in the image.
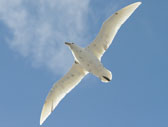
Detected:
[40,2,141,125]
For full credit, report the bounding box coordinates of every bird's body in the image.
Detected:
[40,2,142,125]
[69,43,112,82]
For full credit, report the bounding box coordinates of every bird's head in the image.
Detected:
[65,42,79,51]
[65,42,75,46]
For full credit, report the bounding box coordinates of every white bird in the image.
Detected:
[40,2,141,125]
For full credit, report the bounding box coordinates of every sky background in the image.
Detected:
[0,0,168,127]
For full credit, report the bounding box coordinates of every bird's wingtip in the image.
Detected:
[40,105,46,125]
[125,1,142,11]
[134,1,142,6]
[40,109,48,126]
[40,117,44,125]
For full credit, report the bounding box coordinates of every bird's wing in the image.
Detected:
[87,2,141,60]
[40,63,88,125]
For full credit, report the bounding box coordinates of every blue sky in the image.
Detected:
[0,0,168,127]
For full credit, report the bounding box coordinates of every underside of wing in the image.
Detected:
[40,63,87,125]
[87,2,141,59]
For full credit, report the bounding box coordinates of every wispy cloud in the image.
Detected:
[0,0,124,75]
[0,0,90,74]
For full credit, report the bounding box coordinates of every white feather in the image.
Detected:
[40,63,87,125]
[87,2,141,60]
[40,2,141,125]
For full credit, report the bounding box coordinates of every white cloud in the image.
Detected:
[0,0,90,74]
[0,0,123,76]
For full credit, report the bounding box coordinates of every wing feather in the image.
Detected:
[87,2,141,59]
[40,63,87,125]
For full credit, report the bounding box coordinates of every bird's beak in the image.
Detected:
[65,42,71,46]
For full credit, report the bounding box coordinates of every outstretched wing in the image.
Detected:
[87,2,141,60]
[40,63,88,125]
